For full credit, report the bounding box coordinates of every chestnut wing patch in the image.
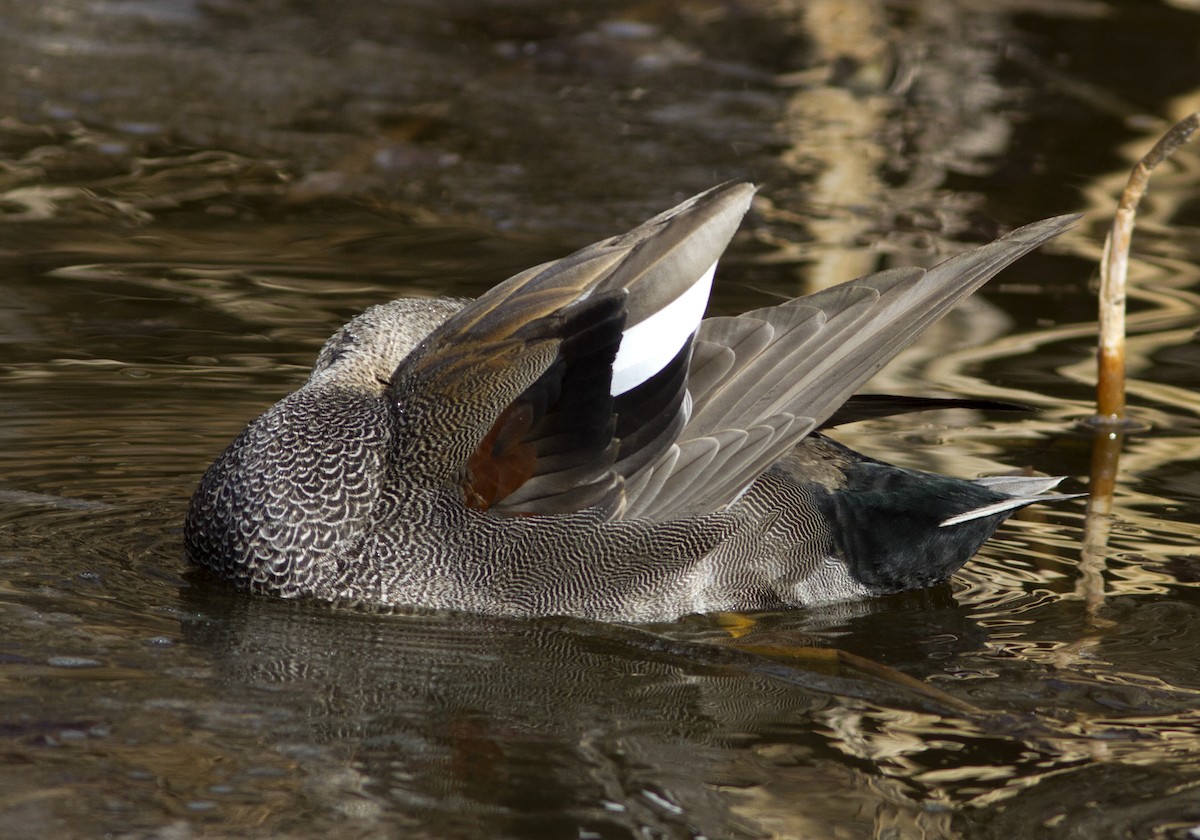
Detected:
[464,292,698,517]
[464,292,626,515]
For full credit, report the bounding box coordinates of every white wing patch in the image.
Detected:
[610,260,718,396]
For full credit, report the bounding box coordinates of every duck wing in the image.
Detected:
[388,179,1075,522]
[386,182,755,516]
[622,213,1080,519]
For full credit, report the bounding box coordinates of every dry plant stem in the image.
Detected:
[1083,112,1200,617]
[1096,111,1200,421]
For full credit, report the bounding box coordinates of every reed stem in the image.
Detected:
[1095,111,1200,421]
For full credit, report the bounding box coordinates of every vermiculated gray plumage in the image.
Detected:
[185,183,1079,622]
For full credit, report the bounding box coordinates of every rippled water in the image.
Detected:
[3,1,1200,838]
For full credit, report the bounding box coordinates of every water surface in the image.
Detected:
[3,1,1200,837]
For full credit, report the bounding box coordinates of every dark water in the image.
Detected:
[2,1,1200,837]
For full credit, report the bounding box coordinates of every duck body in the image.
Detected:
[185,184,1077,622]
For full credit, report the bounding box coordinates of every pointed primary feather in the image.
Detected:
[625,214,1081,520]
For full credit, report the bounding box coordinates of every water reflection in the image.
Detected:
[169,589,1046,838]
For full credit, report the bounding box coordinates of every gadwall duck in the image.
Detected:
[185,183,1078,621]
